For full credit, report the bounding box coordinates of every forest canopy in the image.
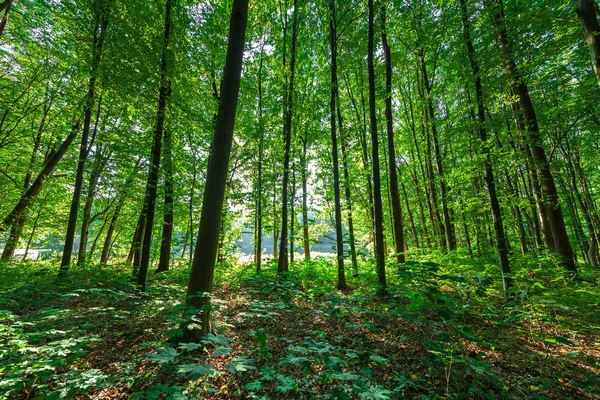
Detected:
[0,0,599,398]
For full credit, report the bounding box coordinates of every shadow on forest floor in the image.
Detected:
[1,253,599,399]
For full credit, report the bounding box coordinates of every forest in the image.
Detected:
[1,0,600,398]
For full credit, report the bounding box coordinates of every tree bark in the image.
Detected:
[60,6,110,275]
[576,0,600,86]
[277,0,299,274]
[184,0,248,338]
[329,0,347,290]
[461,0,513,292]
[255,42,265,271]
[487,0,576,273]
[381,6,406,264]
[0,0,13,39]
[368,0,386,292]
[136,0,174,289]
[156,127,174,273]
[301,137,311,260]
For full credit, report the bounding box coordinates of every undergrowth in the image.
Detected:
[0,251,599,399]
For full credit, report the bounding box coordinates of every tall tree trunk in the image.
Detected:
[401,182,421,251]
[0,0,13,39]
[420,50,455,251]
[461,0,512,291]
[290,164,296,265]
[136,0,174,290]
[329,0,347,290]
[184,0,248,339]
[381,6,405,264]
[487,0,576,273]
[156,127,174,273]
[301,137,311,260]
[255,42,265,272]
[23,203,43,261]
[576,0,600,86]
[101,206,120,263]
[368,0,386,292]
[277,0,299,274]
[60,6,110,275]
[340,122,358,276]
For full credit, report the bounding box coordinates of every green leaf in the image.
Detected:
[178,342,203,351]
[358,384,393,399]
[565,350,581,360]
[244,380,263,391]
[227,356,256,373]
[260,366,276,381]
[552,335,576,346]
[275,374,297,393]
[145,348,178,364]
[177,363,215,380]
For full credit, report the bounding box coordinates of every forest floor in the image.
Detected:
[1,251,599,399]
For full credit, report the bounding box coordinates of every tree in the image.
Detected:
[381,4,406,264]
[136,0,174,290]
[486,0,577,274]
[459,0,512,292]
[277,0,299,274]
[368,0,386,292]
[329,0,347,290]
[60,1,111,275]
[184,0,249,338]
[576,0,600,87]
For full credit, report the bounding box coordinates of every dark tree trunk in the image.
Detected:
[101,206,120,263]
[420,50,455,252]
[576,0,600,86]
[487,0,576,273]
[368,0,386,292]
[60,7,110,275]
[156,127,174,273]
[329,0,347,290]
[461,0,513,292]
[277,0,299,274]
[340,124,358,276]
[401,182,420,251]
[184,0,248,338]
[136,0,174,290]
[381,6,405,264]
[301,138,310,260]
[0,0,13,39]
[255,42,265,272]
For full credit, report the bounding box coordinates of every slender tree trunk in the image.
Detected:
[77,145,108,266]
[60,7,110,275]
[101,206,120,263]
[341,124,358,276]
[401,182,420,251]
[576,0,600,86]
[156,127,174,273]
[255,43,265,272]
[368,0,386,292]
[301,138,311,260]
[89,214,109,258]
[420,50,455,251]
[128,210,145,270]
[184,0,248,339]
[277,0,299,274]
[0,0,13,39]
[23,204,43,261]
[329,0,346,289]
[461,0,512,291]
[188,157,197,263]
[382,6,405,264]
[487,0,576,273]
[136,0,174,290]
[290,164,296,265]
